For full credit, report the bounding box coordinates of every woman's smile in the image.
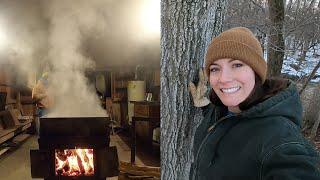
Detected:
[220,86,241,93]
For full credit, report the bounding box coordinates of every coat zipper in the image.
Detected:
[193,114,235,180]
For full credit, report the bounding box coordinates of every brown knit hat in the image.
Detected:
[205,27,267,83]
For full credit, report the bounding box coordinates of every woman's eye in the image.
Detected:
[209,67,219,73]
[232,63,243,68]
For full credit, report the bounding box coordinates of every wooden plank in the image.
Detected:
[21,123,31,131]
[119,161,160,178]
[0,133,31,157]
[0,128,16,137]
[0,147,10,156]
[0,111,15,128]
[8,109,21,126]
[12,133,30,144]
[0,131,15,144]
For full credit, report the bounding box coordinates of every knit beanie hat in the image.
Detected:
[205,27,267,83]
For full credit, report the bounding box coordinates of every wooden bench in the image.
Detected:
[0,128,16,145]
[0,109,33,146]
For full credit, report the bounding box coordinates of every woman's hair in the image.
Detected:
[209,74,289,111]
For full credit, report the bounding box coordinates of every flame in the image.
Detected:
[55,148,94,176]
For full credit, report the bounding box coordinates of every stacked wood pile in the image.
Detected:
[119,161,160,180]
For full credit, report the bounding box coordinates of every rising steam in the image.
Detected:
[44,0,108,117]
[0,0,160,117]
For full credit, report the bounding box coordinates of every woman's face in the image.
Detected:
[209,58,255,111]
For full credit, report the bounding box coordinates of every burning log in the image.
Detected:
[55,148,95,176]
[63,162,70,172]
[56,150,67,161]
[76,152,85,174]
[82,150,89,162]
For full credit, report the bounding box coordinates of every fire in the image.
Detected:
[55,148,94,176]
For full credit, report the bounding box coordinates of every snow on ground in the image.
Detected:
[281,44,320,82]
[262,37,319,83]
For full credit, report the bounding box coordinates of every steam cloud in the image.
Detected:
[44,0,108,117]
[0,0,160,117]
[0,0,48,87]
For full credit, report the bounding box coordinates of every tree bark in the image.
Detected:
[267,0,285,78]
[161,0,226,179]
[310,110,320,140]
[309,83,320,140]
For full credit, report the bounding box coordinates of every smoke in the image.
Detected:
[43,0,109,117]
[0,0,48,87]
[82,0,160,68]
[47,70,106,117]
[0,0,160,117]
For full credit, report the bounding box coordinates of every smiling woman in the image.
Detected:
[188,27,320,180]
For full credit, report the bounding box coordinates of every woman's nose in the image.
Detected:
[218,68,233,83]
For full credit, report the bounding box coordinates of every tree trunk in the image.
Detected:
[267,0,285,78]
[302,81,320,133]
[310,110,320,140]
[161,1,226,179]
[309,83,320,140]
[299,40,308,62]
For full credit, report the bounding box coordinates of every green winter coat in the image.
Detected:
[191,81,320,180]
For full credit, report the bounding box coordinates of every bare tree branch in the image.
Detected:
[299,60,320,95]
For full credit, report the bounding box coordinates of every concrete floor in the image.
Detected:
[0,134,144,180]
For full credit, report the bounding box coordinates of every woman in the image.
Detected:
[189,27,320,180]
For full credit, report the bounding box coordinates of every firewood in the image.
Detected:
[120,169,160,178]
[120,161,160,173]
[127,175,159,179]
[119,173,160,180]
[119,161,160,178]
